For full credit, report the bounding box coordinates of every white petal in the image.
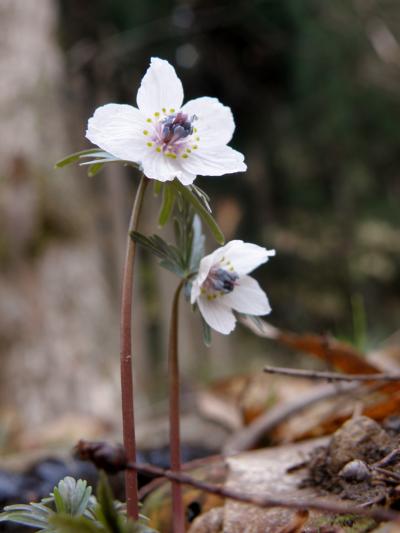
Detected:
[221,275,271,315]
[224,241,275,276]
[86,103,147,162]
[197,297,236,335]
[182,97,235,146]
[141,149,195,184]
[136,58,184,116]
[181,145,246,177]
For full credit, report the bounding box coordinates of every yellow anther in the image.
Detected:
[146,118,152,123]
[182,154,188,159]
[147,142,153,147]
[193,145,198,150]
[165,152,177,159]
[170,108,175,113]
[143,130,149,135]
[154,112,160,117]
[156,147,161,153]
[186,148,191,153]
[162,107,166,113]
[194,127,198,133]
[196,136,200,141]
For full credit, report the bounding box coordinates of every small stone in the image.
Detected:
[339,459,371,482]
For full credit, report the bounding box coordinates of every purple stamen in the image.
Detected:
[203,267,239,294]
[161,112,196,144]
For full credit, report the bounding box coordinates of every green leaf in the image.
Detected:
[189,215,205,272]
[88,162,104,177]
[0,511,50,528]
[201,317,212,347]
[55,149,101,169]
[53,486,66,514]
[96,472,122,533]
[172,181,225,245]
[153,180,163,196]
[50,514,101,533]
[158,183,175,227]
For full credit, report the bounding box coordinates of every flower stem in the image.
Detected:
[168,280,185,532]
[120,173,148,519]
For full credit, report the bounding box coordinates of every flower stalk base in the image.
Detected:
[168,281,185,532]
[120,174,148,519]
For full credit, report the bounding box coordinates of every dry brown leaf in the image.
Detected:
[241,316,379,374]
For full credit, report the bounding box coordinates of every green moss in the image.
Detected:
[312,514,376,533]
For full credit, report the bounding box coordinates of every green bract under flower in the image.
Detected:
[86,58,246,185]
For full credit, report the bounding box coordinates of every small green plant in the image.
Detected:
[0,474,157,533]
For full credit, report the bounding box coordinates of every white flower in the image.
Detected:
[86,58,246,185]
[191,240,275,335]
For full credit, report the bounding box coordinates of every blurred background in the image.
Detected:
[0,0,400,455]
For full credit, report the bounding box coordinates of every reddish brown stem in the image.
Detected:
[120,174,147,519]
[168,281,185,532]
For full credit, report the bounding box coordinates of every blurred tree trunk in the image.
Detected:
[0,0,121,436]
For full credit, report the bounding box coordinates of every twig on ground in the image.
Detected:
[75,440,400,523]
[126,460,400,523]
[373,448,400,468]
[264,365,400,382]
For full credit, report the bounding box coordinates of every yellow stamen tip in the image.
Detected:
[156,147,161,153]
[143,130,149,135]
[182,154,188,159]
[186,148,191,153]
[193,145,198,150]
[154,112,160,117]
[170,108,175,113]
[147,142,153,147]
[146,118,152,123]
[162,107,166,113]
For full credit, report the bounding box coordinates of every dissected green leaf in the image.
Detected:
[50,514,101,533]
[96,472,121,533]
[172,180,225,245]
[130,232,185,277]
[0,476,96,531]
[88,162,105,177]
[158,183,175,226]
[0,510,49,528]
[190,214,205,272]
[202,316,212,347]
[55,149,100,169]
[53,477,92,516]
[153,180,163,196]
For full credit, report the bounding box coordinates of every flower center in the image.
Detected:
[201,267,239,299]
[143,110,200,159]
[161,112,195,144]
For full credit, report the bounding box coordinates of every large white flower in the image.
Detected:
[86,58,246,185]
[191,240,275,335]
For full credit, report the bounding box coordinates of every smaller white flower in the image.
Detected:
[86,57,246,185]
[191,240,275,335]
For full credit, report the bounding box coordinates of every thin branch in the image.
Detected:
[126,461,400,523]
[223,382,360,455]
[264,366,400,382]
